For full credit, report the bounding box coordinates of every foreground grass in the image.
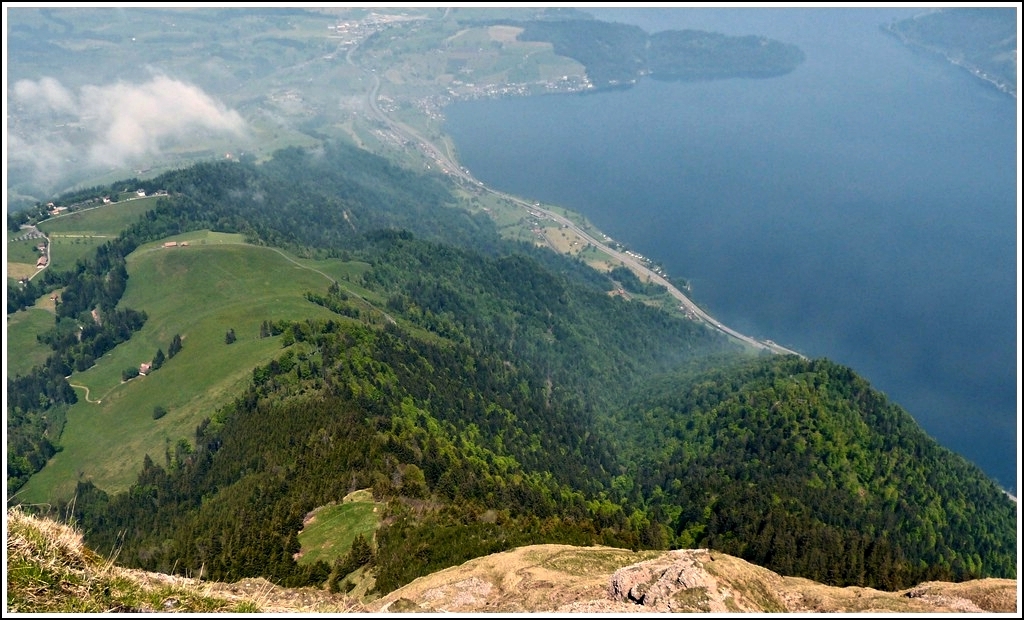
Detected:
[6,506,363,613]
[6,507,247,613]
[16,232,372,504]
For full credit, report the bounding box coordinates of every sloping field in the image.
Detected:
[297,495,382,567]
[36,198,161,272]
[17,231,372,503]
[6,306,56,378]
[37,198,158,236]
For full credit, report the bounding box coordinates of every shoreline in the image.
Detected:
[350,38,803,358]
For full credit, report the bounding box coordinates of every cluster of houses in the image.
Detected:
[35,242,49,268]
[44,189,170,216]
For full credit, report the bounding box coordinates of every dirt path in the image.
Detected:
[68,383,100,404]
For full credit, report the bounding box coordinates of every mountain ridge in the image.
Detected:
[7,507,1017,614]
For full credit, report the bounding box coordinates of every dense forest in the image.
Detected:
[8,140,1016,596]
[507,19,805,86]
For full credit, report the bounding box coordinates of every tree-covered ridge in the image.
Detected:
[6,141,498,494]
[884,8,1016,96]
[610,356,1017,589]
[63,317,1016,595]
[155,142,496,255]
[511,19,805,87]
[64,318,648,591]
[648,29,807,80]
[359,235,733,415]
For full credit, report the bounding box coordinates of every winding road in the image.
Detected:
[347,32,802,358]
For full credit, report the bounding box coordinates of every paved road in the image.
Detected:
[349,37,802,358]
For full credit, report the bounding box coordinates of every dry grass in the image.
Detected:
[6,263,40,280]
[4,507,358,613]
[6,507,229,613]
[487,25,524,44]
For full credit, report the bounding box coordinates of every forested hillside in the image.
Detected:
[510,19,805,86]
[8,141,1016,598]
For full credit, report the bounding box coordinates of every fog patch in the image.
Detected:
[9,75,246,194]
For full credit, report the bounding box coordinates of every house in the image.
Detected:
[163,241,178,248]
[36,256,48,268]
[102,196,111,204]
[136,189,147,197]
[139,362,152,375]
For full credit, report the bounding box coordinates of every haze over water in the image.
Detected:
[444,8,1019,493]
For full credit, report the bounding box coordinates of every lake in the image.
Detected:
[443,8,1019,493]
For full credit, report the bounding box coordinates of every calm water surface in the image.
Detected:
[444,8,1019,492]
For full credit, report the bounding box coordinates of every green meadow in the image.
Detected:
[7,233,44,265]
[6,307,56,378]
[38,197,158,236]
[16,231,374,504]
[297,498,381,567]
[7,228,46,280]
[37,198,160,272]
[43,236,107,272]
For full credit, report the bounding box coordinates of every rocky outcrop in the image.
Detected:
[609,548,788,612]
[370,544,1017,613]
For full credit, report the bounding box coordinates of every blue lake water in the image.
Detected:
[443,8,1019,493]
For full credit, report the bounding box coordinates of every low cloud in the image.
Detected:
[8,75,246,194]
[13,76,77,114]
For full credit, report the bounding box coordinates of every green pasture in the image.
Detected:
[297,500,381,566]
[45,236,108,272]
[38,197,159,236]
[17,232,374,504]
[6,307,56,378]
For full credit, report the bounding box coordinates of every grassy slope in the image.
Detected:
[37,198,161,272]
[8,199,162,379]
[16,231,372,504]
[6,306,57,378]
[38,198,159,236]
[297,497,381,567]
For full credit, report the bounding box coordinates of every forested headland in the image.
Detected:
[507,19,806,87]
